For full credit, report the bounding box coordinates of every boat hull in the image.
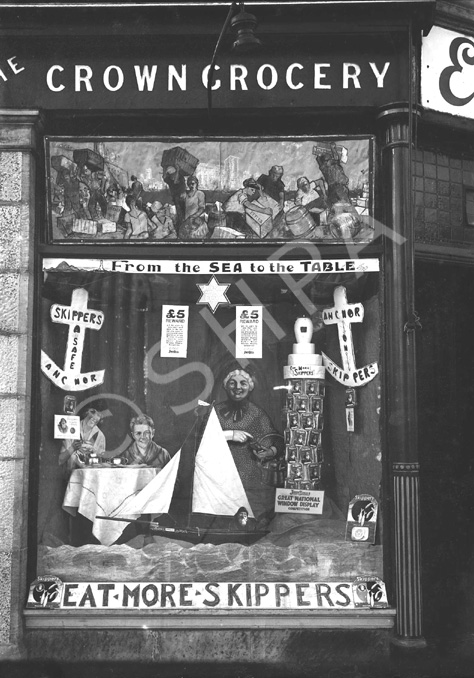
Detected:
[147,523,269,545]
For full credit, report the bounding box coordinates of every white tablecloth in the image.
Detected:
[62,467,159,546]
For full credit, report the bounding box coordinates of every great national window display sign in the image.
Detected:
[45,137,374,243]
[36,256,383,597]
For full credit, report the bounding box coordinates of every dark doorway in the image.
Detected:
[416,260,474,644]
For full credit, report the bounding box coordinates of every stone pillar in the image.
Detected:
[376,103,425,647]
[0,110,42,659]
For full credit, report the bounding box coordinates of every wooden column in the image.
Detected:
[377,103,425,647]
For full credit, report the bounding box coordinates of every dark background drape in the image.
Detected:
[37,266,380,547]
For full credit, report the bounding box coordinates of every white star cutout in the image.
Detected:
[196,276,231,313]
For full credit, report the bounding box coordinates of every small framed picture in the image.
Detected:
[346,407,355,432]
[301,413,315,429]
[287,412,299,429]
[308,463,321,481]
[63,395,77,414]
[310,396,323,413]
[286,446,298,462]
[311,445,323,463]
[290,429,301,445]
[309,430,320,446]
[293,429,309,446]
[288,462,303,481]
[305,380,318,395]
[295,395,309,412]
[290,379,302,394]
[313,413,324,431]
[345,388,357,407]
[300,447,313,464]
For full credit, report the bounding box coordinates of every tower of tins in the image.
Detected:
[283,317,326,490]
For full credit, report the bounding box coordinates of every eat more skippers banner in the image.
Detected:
[27,578,388,610]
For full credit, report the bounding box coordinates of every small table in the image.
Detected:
[63,467,159,546]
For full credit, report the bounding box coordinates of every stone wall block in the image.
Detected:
[0,461,14,551]
[438,181,450,196]
[450,168,462,183]
[0,125,35,148]
[0,550,13,645]
[0,335,19,394]
[0,399,18,458]
[0,206,22,270]
[424,163,436,179]
[424,178,436,193]
[0,274,20,333]
[13,334,32,397]
[0,152,22,202]
[20,203,35,273]
[0,396,30,462]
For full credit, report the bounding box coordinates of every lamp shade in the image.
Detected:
[230,9,262,53]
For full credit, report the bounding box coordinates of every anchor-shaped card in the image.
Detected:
[41,288,105,391]
[321,286,378,431]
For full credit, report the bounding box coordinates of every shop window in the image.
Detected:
[33,136,385,613]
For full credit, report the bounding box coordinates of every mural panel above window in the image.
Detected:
[46,137,374,244]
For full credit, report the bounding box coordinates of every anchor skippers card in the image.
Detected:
[41,287,105,391]
[322,286,378,388]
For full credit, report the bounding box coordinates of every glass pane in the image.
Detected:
[37,256,382,587]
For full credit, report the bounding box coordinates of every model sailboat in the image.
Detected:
[98,406,269,545]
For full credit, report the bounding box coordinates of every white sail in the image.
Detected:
[111,451,180,517]
[192,408,254,518]
[112,407,253,519]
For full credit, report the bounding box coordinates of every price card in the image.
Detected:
[236,306,262,359]
[161,305,189,358]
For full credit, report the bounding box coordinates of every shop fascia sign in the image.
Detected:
[422,25,474,119]
[0,39,402,109]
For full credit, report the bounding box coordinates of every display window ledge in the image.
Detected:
[24,608,396,630]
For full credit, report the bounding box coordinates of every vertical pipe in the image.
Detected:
[377,100,425,646]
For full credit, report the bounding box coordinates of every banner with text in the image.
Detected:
[27,579,389,610]
[43,259,380,275]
